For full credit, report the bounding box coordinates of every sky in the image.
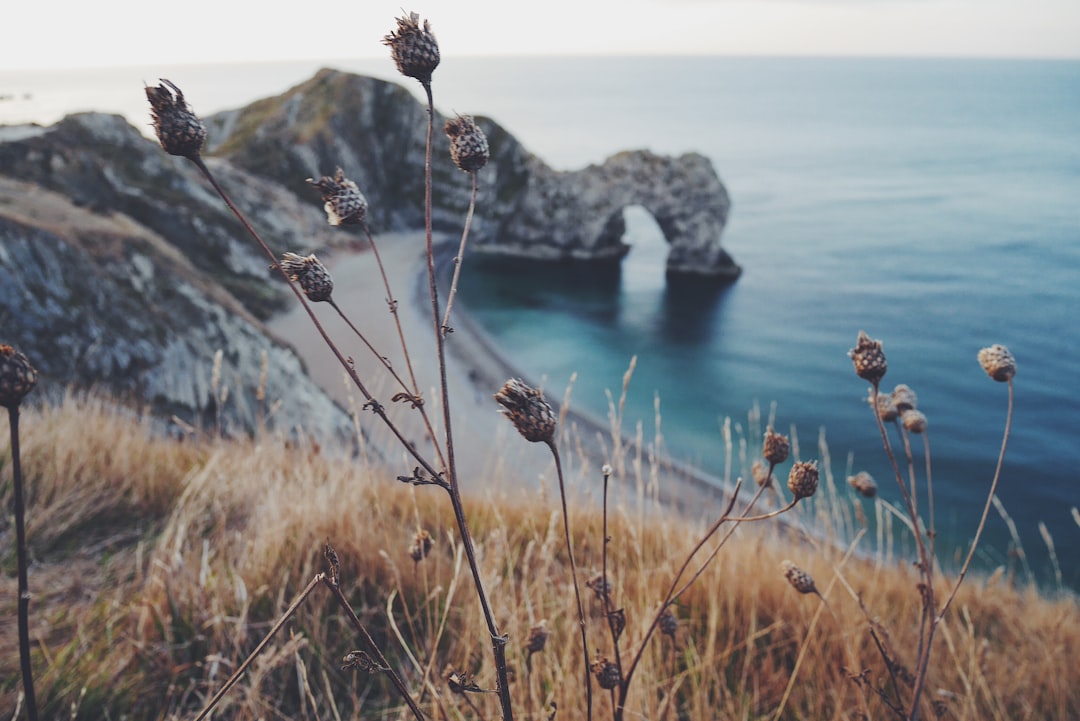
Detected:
[3,0,1079,70]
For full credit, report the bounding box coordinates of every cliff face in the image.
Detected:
[208,69,739,279]
[0,119,352,440]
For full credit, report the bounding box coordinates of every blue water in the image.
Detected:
[447,58,1080,589]
[3,57,1078,588]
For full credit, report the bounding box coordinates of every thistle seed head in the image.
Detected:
[0,344,37,409]
[384,12,440,85]
[145,79,206,159]
[409,529,434,563]
[870,388,899,422]
[901,408,928,434]
[494,378,556,443]
[978,344,1017,382]
[445,114,489,172]
[591,657,622,690]
[308,168,368,226]
[891,384,918,412]
[280,252,334,303]
[850,330,887,385]
[781,560,818,595]
[787,460,819,501]
[526,622,549,654]
[847,471,878,498]
[751,459,772,488]
[762,427,790,466]
[587,574,613,602]
[659,608,679,638]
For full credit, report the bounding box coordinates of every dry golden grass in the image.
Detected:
[2,394,1078,720]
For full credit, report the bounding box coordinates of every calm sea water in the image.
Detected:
[3,57,1078,588]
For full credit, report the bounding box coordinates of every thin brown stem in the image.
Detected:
[9,406,39,721]
[547,440,593,721]
[600,467,624,701]
[193,574,325,721]
[441,172,478,333]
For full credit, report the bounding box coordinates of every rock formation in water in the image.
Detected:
[207,68,739,280]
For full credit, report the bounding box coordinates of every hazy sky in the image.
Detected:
[5,0,1079,69]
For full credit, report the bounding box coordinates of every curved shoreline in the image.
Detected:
[267,233,740,515]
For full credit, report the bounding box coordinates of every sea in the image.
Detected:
[2,56,1078,589]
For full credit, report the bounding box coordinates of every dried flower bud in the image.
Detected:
[526,623,549,654]
[145,79,206,159]
[762,427,790,466]
[383,11,440,85]
[445,114,489,172]
[280,252,334,302]
[601,463,613,477]
[787,460,819,501]
[591,657,622,690]
[847,471,878,498]
[978,344,1016,382]
[751,459,772,488]
[870,388,899,422]
[324,541,341,586]
[891,384,918,412]
[494,379,556,443]
[659,608,679,638]
[0,344,37,409]
[901,408,928,434]
[781,560,818,595]
[308,168,368,226]
[849,330,887,385]
[409,529,434,563]
[587,574,613,602]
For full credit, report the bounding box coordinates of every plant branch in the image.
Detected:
[9,406,39,721]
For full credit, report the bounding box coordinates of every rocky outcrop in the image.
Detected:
[0,123,352,440]
[207,69,738,280]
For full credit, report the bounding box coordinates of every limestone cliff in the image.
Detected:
[207,69,739,280]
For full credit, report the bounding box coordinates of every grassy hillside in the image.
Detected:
[2,394,1076,720]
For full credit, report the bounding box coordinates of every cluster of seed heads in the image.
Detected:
[849,330,888,385]
[978,344,1017,382]
[280,252,334,303]
[145,79,206,160]
[781,560,819,595]
[308,168,368,226]
[445,114,490,172]
[493,378,556,443]
[0,344,37,409]
[383,11,440,85]
[787,460,819,501]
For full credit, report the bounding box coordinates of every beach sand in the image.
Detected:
[266,232,738,516]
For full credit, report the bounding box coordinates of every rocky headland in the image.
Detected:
[0,68,738,439]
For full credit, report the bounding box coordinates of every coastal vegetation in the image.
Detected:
[3,10,1077,721]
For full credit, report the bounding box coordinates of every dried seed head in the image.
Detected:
[526,622,549,654]
[280,252,334,302]
[849,330,887,385]
[591,657,622,690]
[870,388,899,422]
[901,408,928,434]
[659,608,679,638]
[383,12,440,85]
[847,471,878,498]
[0,344,37,409]
[145,79,206,159]
[781,560,818,595]
[409,529,434,563]
[751,459,772,488]
[601,463,613,477]
[787,460,819,501]
[445,114,489,172]
[978,344,1017,382]
[494,378,556,443]
[762,427,790,466]
[891,384,918,412]
[308,168,368,226]
[587,574,613,602]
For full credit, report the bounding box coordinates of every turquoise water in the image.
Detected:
[448,58,1080,588]
[3,56,1078,587]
